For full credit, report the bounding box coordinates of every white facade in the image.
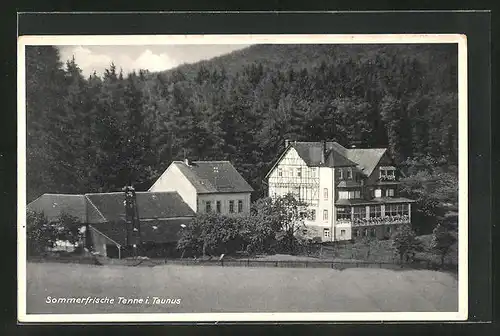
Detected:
[149,164,198,211]
[267,145,413,242]
[268,148,338,242]
[149,162,252,215]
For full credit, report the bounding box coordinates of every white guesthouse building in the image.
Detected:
[149,159,254,215]
[266,141,415,242]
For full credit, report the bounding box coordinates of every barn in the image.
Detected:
[27,191,195,258]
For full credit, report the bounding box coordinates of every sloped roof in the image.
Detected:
[343,148,387,177]
[172,161,254,194]
[27,194,87,222]
[292,141,387,176]
[85,192,195,223]
[292,142,357,167]
[335,197,415,206]
[90,218,192,246]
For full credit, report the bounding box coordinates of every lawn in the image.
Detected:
[26,262,458,314]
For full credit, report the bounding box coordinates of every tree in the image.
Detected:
[26,211,82,256]
[430,223,457,267]
[392,224,422,263]
[177,213,245,257]
[27,210,55,256]
[271,194,308,254]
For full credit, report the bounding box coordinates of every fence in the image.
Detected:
[159,258,455,272]
[27,254,457,273]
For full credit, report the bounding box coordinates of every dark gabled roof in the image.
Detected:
[291,142,357,168]
[172,161,254,194]
[330,142,387,177]
[90,218,192,246]
[85,192,195,223]
[27,194,87,222]
[291,141,388,177]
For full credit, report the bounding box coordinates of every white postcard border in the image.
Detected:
[17,33,468,323]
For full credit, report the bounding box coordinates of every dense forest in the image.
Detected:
[25,44,458,207]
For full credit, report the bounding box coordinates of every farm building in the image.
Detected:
[266,140,416,242]
[27,191,195,258]
[149,159,254,215]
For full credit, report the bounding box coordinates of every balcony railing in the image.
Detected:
[337,215,410,227]
[379,175,397,182]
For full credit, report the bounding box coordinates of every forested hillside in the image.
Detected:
[25,44,458,205]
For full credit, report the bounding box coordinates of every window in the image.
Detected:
[339,169,343,179]
[340,229,346,237]
[216,200,221,213]
[238,200,243,213]
[205,201,211,213]
[309,209,316,221]
[363,228,368,237]
[386,226,392,234]
[323,188,328,200]
[402,204,409,216]
[289,168,294,177]
[386,188,395,197]
[229,200,235,213]
[337,207,351,220]
[311,168,317,177]
[353,206,366,219]
[374,189,382,198]
[339,191,349,199]
[323,210,328,221]
[278,168,283,177]
[370,205,382,218]
[323,228,330,238]
[353,229,359,237]
[296,168,302,177]
[386,204,409,216]
[348,190,361,199]
[371,228,376,237]
[380,167,396,180]
[347,168,353,179]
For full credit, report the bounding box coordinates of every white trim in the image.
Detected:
[88,225,121,248]
[84,196,107,222]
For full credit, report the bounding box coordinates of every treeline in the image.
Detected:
[26,44,458,203]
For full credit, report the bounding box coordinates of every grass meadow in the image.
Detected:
[26,262,458,314]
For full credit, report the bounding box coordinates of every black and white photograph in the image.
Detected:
[17,34,467,322]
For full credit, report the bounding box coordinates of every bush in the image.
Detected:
[392,224,423,263]
[26,210,83,257]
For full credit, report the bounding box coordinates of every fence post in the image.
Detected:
[275,261,278,267]
[247,259,250,267]
[306,261,309,268]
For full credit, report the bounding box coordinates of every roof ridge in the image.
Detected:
[43,193,84,196]
[192,160,231,163]
[85,192,123,196]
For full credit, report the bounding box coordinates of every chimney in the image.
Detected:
[184,158,191,166]
[285,139,290,148]
[351,144,356,149]
[320,140,327,165]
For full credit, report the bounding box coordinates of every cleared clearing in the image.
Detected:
[26,262,458,314]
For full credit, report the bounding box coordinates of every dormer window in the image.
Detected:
[380,166,396,180]
[339,169,343,179]
[278,168,283,177]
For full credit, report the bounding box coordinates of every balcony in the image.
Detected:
[339,215,410,227]
[379,175,397,182]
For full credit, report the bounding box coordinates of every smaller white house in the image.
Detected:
[149,159,254,215]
